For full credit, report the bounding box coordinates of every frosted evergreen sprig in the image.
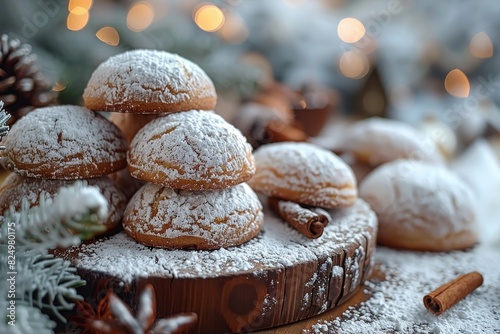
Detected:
[2,181,109,249]
[0,100,11,150]
[17,252,85,322]
[0,181,109,331]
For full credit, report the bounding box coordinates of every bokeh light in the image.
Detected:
[194,4,225,32]
[339,51,370,79]
[68,0,92,13]
[67,10,89,31]
[96,27,120,46]
[470,31,494,59]
[444,69,470,98]
[338,18,366,43]
[127,1,155,32]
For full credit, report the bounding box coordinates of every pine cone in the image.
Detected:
[0,34,57,124]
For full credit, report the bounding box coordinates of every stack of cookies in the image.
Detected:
[0,105,129,236]
[83,50,264,250]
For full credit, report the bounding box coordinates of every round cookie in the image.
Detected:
[247,142,357,209]
[0,173,127,236]
[83,49,217,114]
[127,110,255,190]
[338,117,444,166]
[0,105,128,179]
[359,159,477,251]
[123,183,264,250]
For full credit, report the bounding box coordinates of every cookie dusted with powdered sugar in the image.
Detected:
[123,182,264,250]
[360,159,477,251]
[0,105,128,179]
[338,117,444,167]
[83,49,217,114]
[248,142,357,209]
[127,110,255,190]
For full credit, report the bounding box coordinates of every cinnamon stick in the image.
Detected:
[423,272,483,315]
[268,197,330,239]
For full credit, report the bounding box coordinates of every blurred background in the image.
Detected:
[1,0,500,147]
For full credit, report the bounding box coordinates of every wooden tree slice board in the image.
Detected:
[56,199,378,334]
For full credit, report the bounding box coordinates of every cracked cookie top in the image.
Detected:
[83,49,217,114]
[0,105,128,179]
[127,110,255,190]
[122,182,264,250]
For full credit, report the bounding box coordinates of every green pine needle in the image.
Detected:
[2,181,108,249]
[0,181,109,331]
[19,252,85,322]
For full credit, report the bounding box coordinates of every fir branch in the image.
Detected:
[17,252,85,322]
[0,181,109,331]
[0,100,11,150]
[1,181,109,249]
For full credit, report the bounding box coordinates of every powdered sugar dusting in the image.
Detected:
[128,110,254,188]
[0,105,128,179]
[83,49,215,108]
[248,142,357,207]
[63,199,376,282]
[360,159,475,238]
[338,117,444,166]
[123,183,263,248]
[306,245,500,334]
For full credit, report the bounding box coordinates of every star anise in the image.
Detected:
[88,284,197,334]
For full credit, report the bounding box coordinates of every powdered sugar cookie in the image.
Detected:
[338,117,444,166]
[359,159,477,251]
[127,110,255,190]
[83,49,217,114]
[123,182,264,250]
[0,105,128,179]
[248,142,357,208]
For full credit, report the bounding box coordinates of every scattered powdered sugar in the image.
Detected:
[62,199,377,282]
[128,110,254,187]
[359,159,476,238]
[83,49,215,107]
[306,245,500,334]
[0,105,127,179]
[248,142,357,207]
[337,117,444,166]
[123,183,263,248]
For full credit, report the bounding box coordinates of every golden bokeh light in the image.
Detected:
[470,31,494,59]
[96,27,120,46]
[68,0,92,12]
[194,4,225,32]
[67,10,89,31]
[69,6,87,15]
[218,12,248,44]
[337,18,366,43]
[444,69,470,98]
[127,1,155,32]
[339,51,369,79]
